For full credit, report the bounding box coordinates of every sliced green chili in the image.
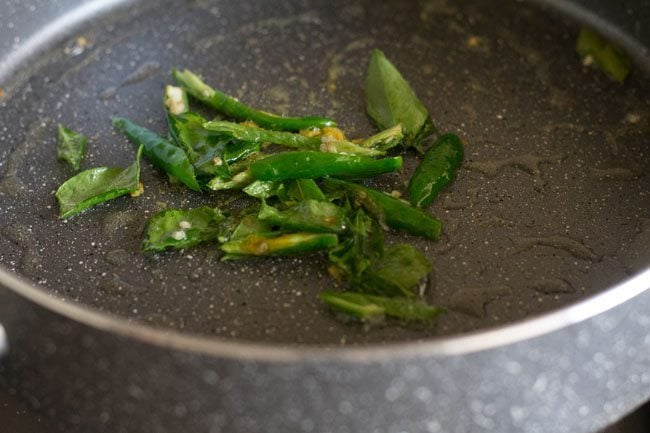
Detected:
[358,124,404,151]
[163,84,190,115]
[57,124,88,171]
[203,120,384,156]
[203,120,321,150]
[173,69,336,131]
[258,199,346,233]
[323,178,442,240]
[221,232,338,258]
[248,151,402,182]
[408,133,464,208]
[112,117,201,191]
[56,145,143,219]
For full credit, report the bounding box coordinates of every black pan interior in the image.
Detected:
[0,0,648,346]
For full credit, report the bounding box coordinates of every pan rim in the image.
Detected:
[1,264,648,362]
[1,0,649,362]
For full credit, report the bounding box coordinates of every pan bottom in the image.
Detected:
[0,0,648,345]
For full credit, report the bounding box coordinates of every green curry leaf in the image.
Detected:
[55,145,143,219]
[365,49,435,149]
[56,124,88,171]
[142,206,225,252]
[361,244,432,297]
[576,27,632,82]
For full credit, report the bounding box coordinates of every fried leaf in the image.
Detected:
[328,210,384,284]
[142,206,225,252]
[167,111,232,179]
[361,244,432,297]
[576,27,632,82]
[56,124,88,170]
[365,49,435,148]
[56,146,143,219]
[320,291,445,321]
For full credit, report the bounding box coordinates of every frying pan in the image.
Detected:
[0,0,649,432]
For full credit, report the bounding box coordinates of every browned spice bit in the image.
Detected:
[130,182,144,197]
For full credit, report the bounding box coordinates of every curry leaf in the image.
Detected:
[361,244,432,297]
[55,145,143,219]
[328,209,384,284]
[142,206,225,252]
[56,124,88,171]
[576,27,632,82]
[365,49,435,149]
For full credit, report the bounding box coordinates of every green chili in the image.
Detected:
[203,120,383,156]
[203,120,320,150]
[163,84,189,115]
[258,200,346,233]
[112,117,201,191]
[173,69,336,131]
[221,232,338,258]
[248,151,402,182]
[322,178,442,240]
[408,133,464,208]
[358,124,404,151]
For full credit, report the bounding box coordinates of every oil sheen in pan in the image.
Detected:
[0,0,648,345]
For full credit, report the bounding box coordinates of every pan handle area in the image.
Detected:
[0,323,8,358]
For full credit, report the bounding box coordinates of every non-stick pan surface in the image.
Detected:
[0,0,648,346]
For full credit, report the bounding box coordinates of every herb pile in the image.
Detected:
[55,49,464,324]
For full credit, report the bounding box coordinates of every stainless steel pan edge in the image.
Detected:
[2,268,650,433]
[1,1,650,432]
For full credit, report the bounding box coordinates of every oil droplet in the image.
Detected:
[443,187,479,210]
[590,167,638,181]
[99,61,160,99]
[447,285,511,318]
[465,154,563,190]
[326,37,375,93]
[528,278,575,295]
[512,235,600,262]
[99,273,146,296]
[121,61,160,86]
[99,86,117,100]
[104,249,131,266]
[0,119,49,196]
[1,225,41,274]
[622,218,650,273]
